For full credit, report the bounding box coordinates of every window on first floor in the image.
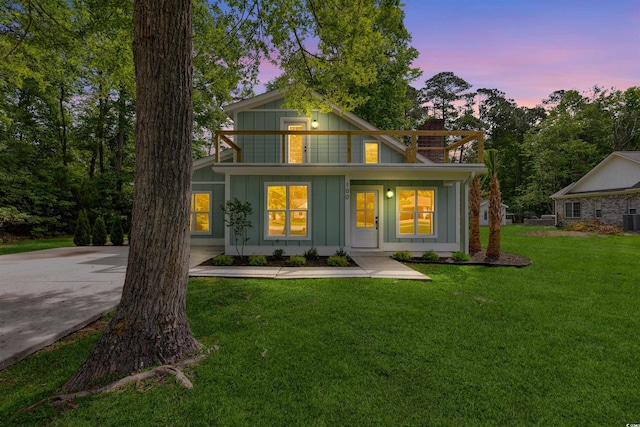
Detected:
[629,198,638,214]
[565,201,581,218]
[397,187,435,237]
[594,200,602,218]
[190,192,211,233]
[266,183,310,239]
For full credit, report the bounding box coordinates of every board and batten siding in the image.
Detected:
[236,98,406,164]
[229,174,345,254]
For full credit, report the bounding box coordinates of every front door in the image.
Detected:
[351,188,379,248]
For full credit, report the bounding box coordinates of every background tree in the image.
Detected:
[92,216,107,246]
[73,210,91,246]
[110,216,125,246]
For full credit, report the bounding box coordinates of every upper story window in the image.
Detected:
[397,187,435,237]
[190,192,211,233]
[265,183,310,239]
[565,201,581,218]
[365,142,379,164]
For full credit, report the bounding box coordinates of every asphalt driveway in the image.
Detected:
[0,246,128,370]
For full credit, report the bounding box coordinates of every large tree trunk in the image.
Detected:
[63,0,200,391]
[485,175,502,260]
[468,175,481,254]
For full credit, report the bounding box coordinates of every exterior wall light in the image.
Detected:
[311,119,319,129]
[386,188,394,199]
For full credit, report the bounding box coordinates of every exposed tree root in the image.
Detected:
[14,353,207,417]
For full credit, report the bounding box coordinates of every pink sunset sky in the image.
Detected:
[258,0,639,108]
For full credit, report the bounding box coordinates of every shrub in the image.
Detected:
[303,246,319,261]
[451,251,471,262]
[272,248,285,260]
[249,254,267,266]
[327,255,349,267]
[421,250,440,261]
[92,216,108,246]
[110,216,125,246]
[212,254,234,266]
[286,256,306,267]
[73,210,91,246]
[333,247,348,257]
[391,250,413,262]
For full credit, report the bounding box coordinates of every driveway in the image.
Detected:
[0,246,128,370]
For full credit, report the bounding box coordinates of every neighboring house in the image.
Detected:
[190,90,486,255]
[479,201,508,226]
[550,151,640,227]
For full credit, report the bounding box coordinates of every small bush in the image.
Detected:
[249,254,267,266]
[73,210,91,246]
[286,256,306,267]
[92,216,108,246]
[303,246,319,261]
[110,216,125,246]
[451,251,471,262]
[565,220,623,235]
[272,248,285,260]
[421,250,440,261]
[333,247,348,257]
[391,250,413,262]
[327,255,349,267]
[212,254,234,266]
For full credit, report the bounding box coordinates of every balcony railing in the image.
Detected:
[214,130,484,164]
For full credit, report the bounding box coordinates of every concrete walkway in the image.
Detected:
[188,248,430,281]
[0,246,428,370]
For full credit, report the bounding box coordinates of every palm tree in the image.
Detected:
[484,149,501,260]
[469,174,482,253]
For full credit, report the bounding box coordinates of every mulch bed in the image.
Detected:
[405,249,531,268]
[199,256,358,267]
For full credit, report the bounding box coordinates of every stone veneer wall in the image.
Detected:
[556,193,640,226]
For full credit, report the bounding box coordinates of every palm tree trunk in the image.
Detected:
[469,175,481,253]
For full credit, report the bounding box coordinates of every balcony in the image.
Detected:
[214,130,484,164]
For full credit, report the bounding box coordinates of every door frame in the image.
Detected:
[280,117,310,163]
[350,185,384,249]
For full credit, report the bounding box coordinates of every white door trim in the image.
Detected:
[350,185,384,249]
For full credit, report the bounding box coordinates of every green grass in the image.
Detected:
[0,236,74,255]
[1,226,639,426]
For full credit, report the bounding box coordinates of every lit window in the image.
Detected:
[287,125,304,163]
[397,188,435,236]
[190,192,211,233]
[266,183,310,238]
[565,201,581,218]
[356,192,376,228]
[365,142,379,164]
[594,200,602,218]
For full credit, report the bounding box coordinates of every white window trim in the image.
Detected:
[190,191,212,235]
[594,200,602,218]
[264,182,312,240]
[280,117,310,164]
[364,141,380,164]
[629,198,638,215]
[395,186,437,238]
[565,201,581,218]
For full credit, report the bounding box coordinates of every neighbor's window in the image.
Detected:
[565,201,581,218]
[190,192,211,233]
[629,199,638,214]
[397,188,435,236]
[266,183,310,238]
[364,142,379,164]
[594,200,602,218]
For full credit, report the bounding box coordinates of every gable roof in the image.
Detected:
[223,90,432,164]
[551,151,640,198]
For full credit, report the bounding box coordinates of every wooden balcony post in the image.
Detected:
[215,133,220,163]
[477,132,484,163]
[411,134,417,163]
[347,133,352,163]
[281,134,286,163]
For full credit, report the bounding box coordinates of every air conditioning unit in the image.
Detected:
[622,214,640,231]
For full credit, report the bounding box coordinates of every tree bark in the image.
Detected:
[485,175,502,260]
[468,175,481,254]
[63,0,200,391]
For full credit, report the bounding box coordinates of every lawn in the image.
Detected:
[0,236,74,255]
[1,226,639,426]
